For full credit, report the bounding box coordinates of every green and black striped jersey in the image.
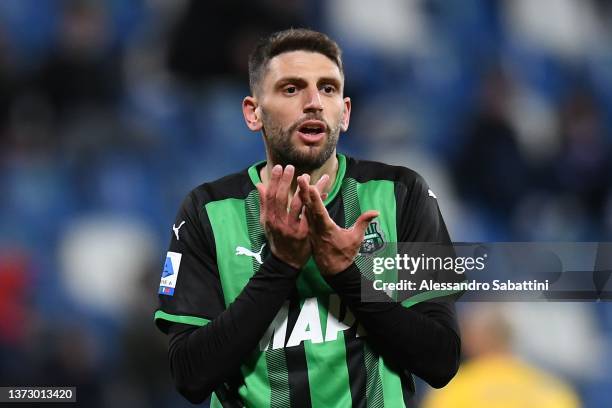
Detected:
[155,154,458,407]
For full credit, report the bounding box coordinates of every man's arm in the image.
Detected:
[324,264,460,388]
[297,173,460,388]
[164,165,328,403]
[168,254,300,403]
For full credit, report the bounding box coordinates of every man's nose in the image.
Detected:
[303,87,323,112]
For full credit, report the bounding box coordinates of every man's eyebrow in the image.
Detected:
[317,76,342,88]
[274,77,308,88]
[274,76,343,89]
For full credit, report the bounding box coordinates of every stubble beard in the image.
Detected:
[261,110,342,174]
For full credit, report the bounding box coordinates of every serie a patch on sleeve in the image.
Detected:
[159,251,182,296]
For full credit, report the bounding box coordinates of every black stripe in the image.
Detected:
[344,329,367,408]
[285,291,312,408]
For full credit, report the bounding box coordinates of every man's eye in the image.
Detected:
[322,85,336,94]
[284,86,297,94]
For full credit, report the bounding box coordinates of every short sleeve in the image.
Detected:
[154,190,225,334]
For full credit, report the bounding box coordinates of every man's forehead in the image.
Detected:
[264,50,342,84]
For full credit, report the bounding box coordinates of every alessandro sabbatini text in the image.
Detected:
[362,243,594,301]
[372,278,550,292]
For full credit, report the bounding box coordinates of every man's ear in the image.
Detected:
[340,97,351,132]
[243,96,263,131]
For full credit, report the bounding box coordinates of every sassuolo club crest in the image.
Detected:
[359,220,386,255]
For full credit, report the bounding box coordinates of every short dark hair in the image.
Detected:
[248,28,344,95]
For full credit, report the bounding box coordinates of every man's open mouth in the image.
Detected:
[297,120,327,143]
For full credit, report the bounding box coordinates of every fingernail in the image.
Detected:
[273,165,281,174]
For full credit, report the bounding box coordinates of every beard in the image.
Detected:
[261,110,342,173]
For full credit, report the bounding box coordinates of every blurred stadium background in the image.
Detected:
[1,0,611,406]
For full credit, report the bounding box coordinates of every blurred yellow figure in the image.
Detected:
[422,304,581,408]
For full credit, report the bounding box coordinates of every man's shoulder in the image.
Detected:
[344,155,427,188]
[186,167,256,209]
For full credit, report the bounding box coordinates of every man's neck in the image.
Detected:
[260,153,339,197]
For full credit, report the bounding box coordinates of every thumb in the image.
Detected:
[352,210,379,237]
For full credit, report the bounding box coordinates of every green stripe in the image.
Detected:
[295,256,332,299]
[267,349,291,408]
[238,353,271,407]
[353,178,397,244]
[304,295,353,407]
[206,193,276,405]
[153,310,210,326]
[354,178,398,300]
[379,359,406,408]
[206,197,253,305]
[341,177,385,406]
[363,343,384,408]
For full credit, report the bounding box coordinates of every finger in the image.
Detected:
[314,174,329,203]
[351,210,380,238]
[306,185,334,231]
[307,185,329,218]
[288,183,303,223]
[298,206,309,234]
[313,174,330,196]
[275,165,294,221]
[266,165,282,222]
[297,174,311,208]
[298,175,319,228]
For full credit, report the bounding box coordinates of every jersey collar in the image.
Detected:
[247,153,347,206]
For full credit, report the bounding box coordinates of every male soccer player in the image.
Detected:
[154,28,460,407]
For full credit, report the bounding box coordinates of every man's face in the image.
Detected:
[252,51,351,171]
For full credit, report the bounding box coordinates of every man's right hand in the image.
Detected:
[256,165,329,269]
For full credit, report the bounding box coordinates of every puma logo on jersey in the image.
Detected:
[173,221,186,240]
[235,243,266,264]
[428,189,437,199]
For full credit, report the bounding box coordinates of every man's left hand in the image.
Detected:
[297,174,379,276]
